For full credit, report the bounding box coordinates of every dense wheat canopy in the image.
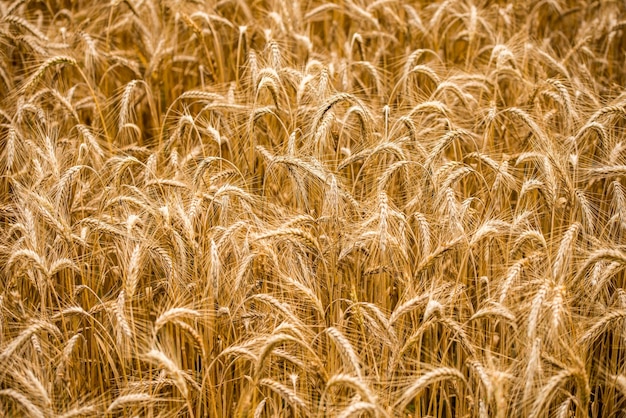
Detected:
[2,0,626,416]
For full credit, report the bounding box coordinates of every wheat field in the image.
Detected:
[1,0,626,417]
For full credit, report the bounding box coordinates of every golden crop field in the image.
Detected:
[1,0,626,416]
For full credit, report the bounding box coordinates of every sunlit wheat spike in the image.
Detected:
[589,99,626,122]
[349,1,381,28]
[433,80,472,108]
[499,259,526,304]
[427,129,471,167]
[395,367,465,410]
[115,290,132,340]
[30,334,42,356]
[253,398,267,418]
[303,3,340,21]
[7,248,46,274]
[377,160,424,194]
[256,68,281,108]
[377,191,390,252]
[529,43,570,77]
[506,107,549,145]
[192,156,232,187]
[248,294,304,328]
[178,90,224,102]
[546,78,576,122]
[409,64,441,89]
[409,100,450,120]
[280,276,325,318]
[56,332,83,383]
[574,121,607,147]
[554,398,573,418]
[490,43,515,68]
[574,189,595,233]
[523,337,542,404]
[417,236,464,273]
[267,41,282,69]
[107,393,156,412]
[610,141,626,164]
[579,309,626,346]
[468,360,493,400]
[550,284,565,333]
[0,389,45,418]
[124,244,142,297]
[144,349,189,398]
[218,345,258,364]
[519,177,554,207]
[4,0,28,16]
[259,378,309,414]
[80,217,126,238]
[51,306,90,322]
[20,56,77,93]
[552,222,580,280]
[55,164,90,212]
[314,109,335,152]
[337,401,377,418]
[527,282,548,340]
[587,165,626,180]
[4,125,17,173]
[437,316,477,356]
[16,368,50,409]
[326,327,363,379]
[0,320,59,365]
[58,405,97,418]
[48,257,79,277]
[174,320,207,358]
[469,219,510,247]
[326,373,375,404]
[253,227,320,253]
[575,248,626,283]
[154,307,200,332]
[37,88,80,121]
[410,213,431,257]
[610,374,626,397]
[76,124,104,160]
[470,303,517,328]
[118,79,141,131]
[393,115,420,145]
[402,48,438,79]
[528,369,577,418]
[353,60,383,96]
[254,333,300,378]
[463,151,500,172]
[312,93,366,133]
[511,230,546,256]
[3,15,48,42]
[338,141,405,171]
[389,293,430,326]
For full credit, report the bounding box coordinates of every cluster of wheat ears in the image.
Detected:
[2,0,626,417]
